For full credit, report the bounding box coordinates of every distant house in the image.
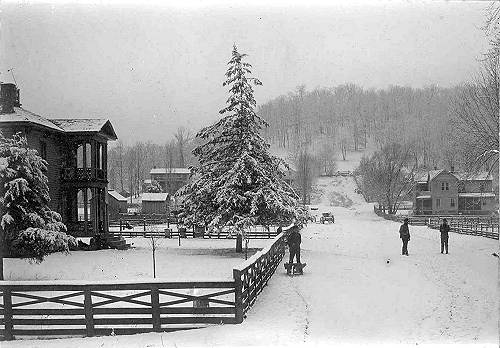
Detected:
[150,167,190,194]
[108,190,127,219]
[0,83,117,236]
[413,169,496,215]
[141,192,169,214]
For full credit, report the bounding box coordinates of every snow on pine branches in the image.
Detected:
[177,45,304,239]
[0,132,76,262]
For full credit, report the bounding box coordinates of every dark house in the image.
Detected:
[150,167,190,194]
[0,83,117,236]
[141,193,169,214]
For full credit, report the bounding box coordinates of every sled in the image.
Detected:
[284,262,307,275]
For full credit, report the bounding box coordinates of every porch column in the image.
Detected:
[83,188,89,235]
[102,142,107,176]
[91,140,97,178]
[82,142,87,170]
[90,188,98,234]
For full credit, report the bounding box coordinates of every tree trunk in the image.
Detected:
[236,234,243,253]
[0,228,4,280]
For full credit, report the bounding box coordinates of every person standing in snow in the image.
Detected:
[287,222,302,265]
[399,218,410,256]
[439,218,450,254]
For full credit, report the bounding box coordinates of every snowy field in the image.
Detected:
[4,174,498,348]
[4,238,270,281]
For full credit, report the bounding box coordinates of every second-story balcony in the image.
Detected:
[62,167,106,182]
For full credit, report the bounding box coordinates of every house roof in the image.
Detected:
[108,190,127,202]
[414,169,493,183]
[428,169,445,182]
[141,193,169,202]
[452,172,493,181]
[143,179,152,184]
[0,107,118,140]
[416,195,431,199]
[50,119,117,140]
[0,107,64,132]
[150,168,191,175]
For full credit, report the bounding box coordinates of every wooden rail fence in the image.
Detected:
[233,232,288,317]
[0,231,288,340]
[374,206,499,239]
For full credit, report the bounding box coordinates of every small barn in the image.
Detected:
[141,192,169,214]
[108,190,128,219]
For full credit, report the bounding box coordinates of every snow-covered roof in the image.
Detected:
[452,172,493,181]
[416,195,431,199]
[0,107,64,132]
[143,179,152,184]
[458,192,496,198]
[0,107,117,140]
[150,168,191,175]
[428,169,445,182]
[50,119,117,140]
[108,190,127,202]
[141,192,169,202]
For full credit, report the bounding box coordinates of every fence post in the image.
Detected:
[3,287,13,340]
[150,285,161,331]
[84,286,95,337]
[143,218,146,232]
[233,269,244,324]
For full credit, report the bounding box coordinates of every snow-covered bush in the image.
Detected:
[11,228,77,262]
[145,180,163,193]
[0,132,76,262]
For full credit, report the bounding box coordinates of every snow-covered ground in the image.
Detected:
[4,238,270,281]
[5,174,498,348]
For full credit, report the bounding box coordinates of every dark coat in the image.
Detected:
[440,223,450,238]
[287,227,301,249]
[399,223,410,240]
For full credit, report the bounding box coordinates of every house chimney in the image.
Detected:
[434,166,437,170]
[0,83,21,114]
[450,165,455,172]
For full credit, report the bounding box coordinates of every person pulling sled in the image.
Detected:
[284,221,306,275]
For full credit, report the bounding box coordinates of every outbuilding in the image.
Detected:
[141,192,169,214]
[108,190,128,219]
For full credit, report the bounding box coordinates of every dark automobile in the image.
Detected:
[319,212,335,224]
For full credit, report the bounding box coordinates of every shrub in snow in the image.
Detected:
[12,228,76,262]
[145,180,163,193]
[0,132,76,262]
[176,45,304,251]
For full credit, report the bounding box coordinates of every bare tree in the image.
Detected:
[453,55,499,175]
[356,143,416,214]
[147,226,162,278]
[174,127,192,168]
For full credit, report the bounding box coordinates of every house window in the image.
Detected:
[441,182,449,191]
[436,198,441,208]
[40,141,47,160]
[450,198,455,207]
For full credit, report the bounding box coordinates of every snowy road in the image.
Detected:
[7,177,499,347]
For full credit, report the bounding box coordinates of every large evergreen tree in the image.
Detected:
[0,132,76,270]
[177,45,303,251]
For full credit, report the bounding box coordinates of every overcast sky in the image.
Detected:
[1,0,492,144]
